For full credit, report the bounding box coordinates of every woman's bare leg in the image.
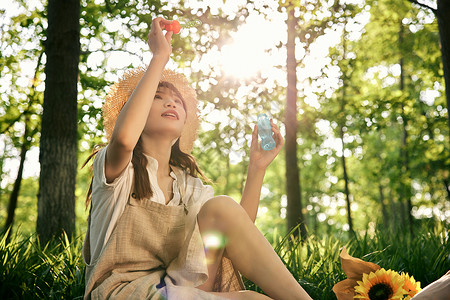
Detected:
[196,196,312,300]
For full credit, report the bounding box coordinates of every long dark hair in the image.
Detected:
[83,83,208,208]
[83,138,208,208]
[129,136,208,201]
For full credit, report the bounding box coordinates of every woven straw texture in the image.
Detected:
[102,67,199,153]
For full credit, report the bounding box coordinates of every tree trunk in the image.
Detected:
[399,23,414,235]
[225,155,231,194]
[388,188,396,231]
[401,118,414,235]
[339,28,354,237]
[37,0,80,244]
[443,179,450,224]
[0,141,6,211]
[437,0,450,139]
[4,119,29,241]
[339,123,353,236]
[240,160,247,196]
[444,178,450,201]
[285,6,307,240]
[378,184,389,229]
[5,52,42,239]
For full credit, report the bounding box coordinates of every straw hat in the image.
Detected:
[102,67,199,153]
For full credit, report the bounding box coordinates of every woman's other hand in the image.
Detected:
[249,119,284,171]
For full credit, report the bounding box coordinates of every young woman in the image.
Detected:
[83,17,313,300]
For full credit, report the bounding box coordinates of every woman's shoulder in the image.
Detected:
[92,146,107,168]
[175,168,214,204]
[173,167,208,188]
[92,145,134,189]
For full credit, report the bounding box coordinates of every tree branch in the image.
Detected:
[80,48,145,64]
[1,51,44,135]
[407,0,438,15]
[1,113,25,135]
[104,0,113,15]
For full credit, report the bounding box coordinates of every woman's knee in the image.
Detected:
[198,196,247,228]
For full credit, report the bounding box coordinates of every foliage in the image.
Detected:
[0,174,90,238]
[1,0,248,238]
[1,0,448,258]
[1,1,448,298]
[0,229,85,299]
[246,222,450,299]
[0,178,38,237]
[0,223,447,299]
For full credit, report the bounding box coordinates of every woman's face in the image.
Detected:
[143,85,187,141]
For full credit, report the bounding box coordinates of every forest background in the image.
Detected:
[0,0,449,298]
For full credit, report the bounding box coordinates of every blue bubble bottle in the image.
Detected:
[257,113,276,151]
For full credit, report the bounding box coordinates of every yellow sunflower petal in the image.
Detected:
[355,283,368,296]
[400,272,422,298]
[354,268,409,300]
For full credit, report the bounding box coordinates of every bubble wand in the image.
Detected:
[163,19,202,34]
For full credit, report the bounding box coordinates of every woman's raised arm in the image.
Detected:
[105,17,173,183]
[240,120,284,222]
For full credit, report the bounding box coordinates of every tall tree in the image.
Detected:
[1,5,45,236]
[282,0,342,237]
[285,3,307,239]
[321,1,364,236]
[4,118,40,240]
[398,22,414,234]
[4,51,42,239]
[4,116,30,240]
[37,0,80,243]
[338,25,355,237]
[409,0,450,139]
[346,0,447,231]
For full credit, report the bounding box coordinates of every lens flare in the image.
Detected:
[202,230,226,250]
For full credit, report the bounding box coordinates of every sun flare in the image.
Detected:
[219,14,285,79]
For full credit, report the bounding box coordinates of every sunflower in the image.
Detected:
[354,268,406,300]
[400,272,421,299]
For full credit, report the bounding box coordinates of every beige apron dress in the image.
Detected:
[83,187,244,299]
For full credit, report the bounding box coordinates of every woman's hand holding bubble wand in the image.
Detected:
[147,17,173,61]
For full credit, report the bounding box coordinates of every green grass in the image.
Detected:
[245,222,450,299]
[0,223,448,299]
[0,229,85,299]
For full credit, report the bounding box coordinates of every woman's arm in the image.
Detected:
[240,120,284,222]
[105,17,173,183]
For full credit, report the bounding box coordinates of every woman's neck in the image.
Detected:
[140,136,174,177]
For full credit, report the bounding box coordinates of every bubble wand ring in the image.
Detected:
[163,19,202,34]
